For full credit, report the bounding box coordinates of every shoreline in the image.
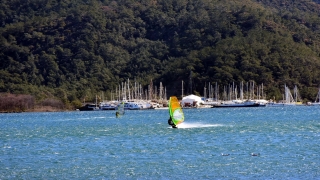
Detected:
[0,106,71,113]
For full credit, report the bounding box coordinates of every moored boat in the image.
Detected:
[212,100,260,108]
[122,102,141,110]
[308,88,320,106]
[308,102,320,106]
[266,102,285,107]
[120,100,155,110]
[78,104,100,111]
[135,100,155,110]
[100,102,117,110]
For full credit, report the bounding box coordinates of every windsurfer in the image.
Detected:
[168,117,177,128]
[116,111,120,118]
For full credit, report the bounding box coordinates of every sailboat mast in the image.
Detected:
[119,84,121,101]
[149,79,153,100]
[208,82,211,99]
[262,83,264,99]
[253,81,255,99]
[122,82,125,101]
[95,95,97,108]
[189,71,192,94]
[317,88,320,103]
[182,80,184,98]
[139,84,142,99]
[240,81,243,100]
[145,89,148,100]
[165,87,167,100]
[127,79,131,101]
[215,82,218,101]
[232,82,235,100]
[248,81,249,99]
[134,81,137,100]
[223,86,226,101]
[159,82,163,100]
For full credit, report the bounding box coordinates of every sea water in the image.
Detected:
[0,106,319,179]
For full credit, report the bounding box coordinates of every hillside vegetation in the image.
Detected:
[1,0,320,110]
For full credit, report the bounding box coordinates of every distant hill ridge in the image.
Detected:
[1,0,320,108]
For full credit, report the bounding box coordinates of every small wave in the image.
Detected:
[3,145,11,149]
[93,116,106,119]
[76,117,91,120]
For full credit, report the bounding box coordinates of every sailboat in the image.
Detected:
[283,85,297,106]
[309,88,320,106]
[78,95,100,111]
[168,96,184,128]
[116,102,125,118]
[266,84,295,106]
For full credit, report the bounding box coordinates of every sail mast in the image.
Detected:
[182,80,184,98]
[215,82,218,101]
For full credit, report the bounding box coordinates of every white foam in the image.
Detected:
[176,122,224,128]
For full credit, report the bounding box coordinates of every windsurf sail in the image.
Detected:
[116,101,125,117]
[169,96,184,127]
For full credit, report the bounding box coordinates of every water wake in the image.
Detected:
[177,122,224,128]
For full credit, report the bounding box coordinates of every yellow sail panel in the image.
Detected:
[169,96,184,126]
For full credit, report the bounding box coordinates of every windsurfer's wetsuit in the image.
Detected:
[168,117,177,128]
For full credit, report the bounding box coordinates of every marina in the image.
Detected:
[76,79,320,112]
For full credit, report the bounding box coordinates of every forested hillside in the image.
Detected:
[1,0,320,110]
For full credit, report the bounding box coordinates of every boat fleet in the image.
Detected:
[181,83,320,108]
[77,79,165,111]
[78,100,156,111]
[77,79,320,111]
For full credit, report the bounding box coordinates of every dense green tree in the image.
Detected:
[1,0,320,110]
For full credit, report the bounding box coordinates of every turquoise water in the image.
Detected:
[0,106,319,179]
